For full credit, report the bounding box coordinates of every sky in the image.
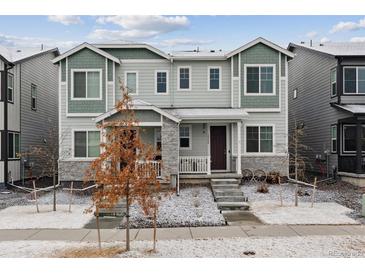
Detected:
[1,15,365,53]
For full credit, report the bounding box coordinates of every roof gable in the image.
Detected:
[52,42,120,64]
[226,37,294,58]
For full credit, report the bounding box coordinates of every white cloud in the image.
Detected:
[305,31,318,39]
[350,37,365,42]
[330,18,365,33]
[320,37,331,43]
[91,15,190,41]
[160,38,213,47]
[0,33,79,51]
[48,15,82,26]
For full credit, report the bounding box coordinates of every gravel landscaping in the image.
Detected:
[1,235,365,257]
[122,185,225,228]
[242,180,365,223]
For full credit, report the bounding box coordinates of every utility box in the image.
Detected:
[362,194,365,217]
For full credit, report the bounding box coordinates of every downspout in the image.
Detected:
[170,58,174,107]
[177,120,180,196]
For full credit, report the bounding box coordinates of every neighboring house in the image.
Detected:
[53,37,293,185]
[288,42,365,186]
[0,46,59,186]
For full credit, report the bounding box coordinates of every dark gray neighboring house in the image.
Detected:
[288,42,365,187]
[0,46,59,186]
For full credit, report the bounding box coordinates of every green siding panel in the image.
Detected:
[281,53,286,77]
[107,60,113,81]
[233,54,239,77]
[61,59,66,82]
[102,48,164,59]
[67,48,106,113]
[240,43,280,108]
[105,110,161,123]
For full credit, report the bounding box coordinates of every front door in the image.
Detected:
[210,126,227,170]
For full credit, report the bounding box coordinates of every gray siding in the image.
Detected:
[288,46,349,174]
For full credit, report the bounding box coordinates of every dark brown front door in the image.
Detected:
[210,126,227,170]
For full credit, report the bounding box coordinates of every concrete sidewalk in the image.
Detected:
[0,224,364,242]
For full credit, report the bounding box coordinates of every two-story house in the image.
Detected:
[0,46,59,186]
[53,37,293,185]
[288,42,365,186]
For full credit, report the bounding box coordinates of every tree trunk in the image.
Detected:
[96,206,101,250]
[33,180,39,213]
[126,181,130,251]
[153,207,157,251]
[53,167,56,211]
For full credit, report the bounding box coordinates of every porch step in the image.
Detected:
[213,189,244,197]
[210,179,239,184]
[215,196,248,203]
[211,184,240,189]
[217,201,250,211]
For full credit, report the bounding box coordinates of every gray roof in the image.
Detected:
[170,50,227,59]
[333,104,365,114]
[290,42,365,56]
[165,108,248,120]
[0,45,59,63]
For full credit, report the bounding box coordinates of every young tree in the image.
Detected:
[85,90,165,251]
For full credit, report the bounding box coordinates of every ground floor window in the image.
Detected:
[343,125,365,153]
[246,126,273,153]
[74,130,100,158]
[331,125,337,153]
[8,132,20,159]
[179,125,191,149]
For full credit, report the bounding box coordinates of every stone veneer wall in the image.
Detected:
[161,117,179,183]
[59,161,92,182]
[241,155,289,177]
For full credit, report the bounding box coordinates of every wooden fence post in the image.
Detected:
[33,180,39,213]
[68,181,74,212]
[294,184,298,207]
[311,177,317,208]
[279,177,283,207]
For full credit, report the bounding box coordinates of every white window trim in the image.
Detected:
[343,66,365,95]
[124,71,139,95]
[331,125,337,153]
[154,70,169,95]
[330,68,337,96]
[71,129,101,160]
[8,132,20,159]
[243,124,275,155]
[177,66,192,91]
[243,64,276,96]
[31,84,37,110]
[207,66,222,91]
[342,124,365,153]
[71,69,103,100]
[179,124,192,150]
[7,73,14,103]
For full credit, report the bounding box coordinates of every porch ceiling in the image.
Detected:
[166,108,249,121]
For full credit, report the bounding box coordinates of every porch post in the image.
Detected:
[356,119,362,174]
[237,121,242,175]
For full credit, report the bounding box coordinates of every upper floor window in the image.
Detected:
[343,67,365,94]
[178,67,191,91]
[246,125,273,153]
[155,71,168,94]
[31,84,37,111]
[208,67,221,91]
[8,132,20,159]
[74,130,100,158]
[125,71,138,94]
[245,65,275,95]
[179,125,191,149]
[8,73,14,103]
[72,69,102,100]
[331,68,337,96]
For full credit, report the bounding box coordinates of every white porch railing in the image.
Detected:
[179,156,211,174]
[136,160,162,178]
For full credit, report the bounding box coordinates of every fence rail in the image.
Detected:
[179,156,210,174]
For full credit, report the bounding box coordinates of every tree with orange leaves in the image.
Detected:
[85,89,165,251]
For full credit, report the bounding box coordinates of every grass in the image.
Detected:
[57,246,126,258]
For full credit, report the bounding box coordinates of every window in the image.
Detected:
[331,68,337,96]
[126,72,138,94]
[343,125,365,153]
[8,132,20,159]
[156,71,168,94]
[72,70,101,99]
[179,125,191,149]
[293,89,298,99]
[178,67,191,90]
[343,67,365,94]
[331,125,337,153]
[246,126,273,153]
[7,73,14,103]
[74,130,100,158]
[245,65,275,94]
[208,67,221,90]
[31,84,37,110]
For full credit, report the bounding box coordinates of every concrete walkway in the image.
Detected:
[0,224,364,242]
